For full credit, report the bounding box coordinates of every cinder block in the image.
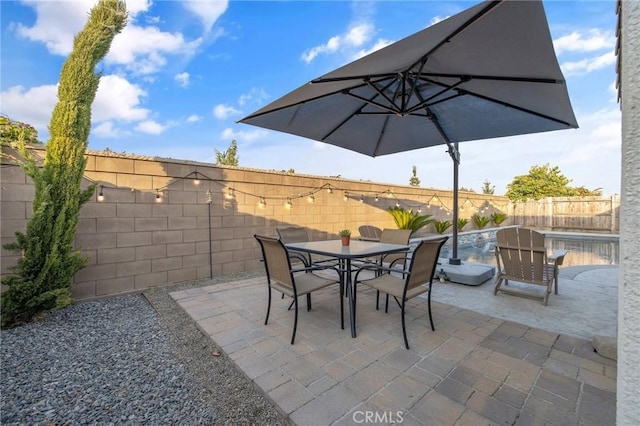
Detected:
[95,156,134,173]
[134,217,167,231]
[97,218,134,233]
[98,247,136,263]
[71,280,96,300]
[80,202,117,218]
[117,231,151,247]
[75,233,117,250]
[183,229,209,242]
[0,165,27,183]
[182,253,209,268]
[134,160,168,176]
[96,276,135,296]
[167,191,197,204]
[1,183,35,201]
[168,267,197,283]
[1,202,27,219]
[136,244,167,260]
[134,271,168,288]
[117,204,151,218]
[167,242,196,257]
[152,204,183,217]
[222,215,246,228]
[76,218,97,234]
[117,260,152,277]
[153,230,183,244]
[152,256,182,272]
[116,173,153,190]
[184,204,209,217]
[1,219,26,238]
[168,216,197,230]
[74,263,116,282]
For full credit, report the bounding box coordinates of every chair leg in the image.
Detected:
[339,280,344,330]
[427,289,435,331]
[307,293,312,311]
[385,294,390,313]
[265,287,272,325]
[291,297,299,345]
[375,290,380,310]
[401,300,409,349]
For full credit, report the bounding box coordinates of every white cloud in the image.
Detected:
[175,72,190,87]
[135,120,166,135]
[238,88,268,106]
[554,29,616,55]
[93,121,126,138]
[0,84,58,132]
[302,23,374,63]
[182,0,228,33]
[93,75,149,122]
[213,104,240,120]
[13,0,152,56]
[352,38,393,60]
[106,25,202,75]
[221,127,268,143]
[186,114,202,123]
[561,51,616,76]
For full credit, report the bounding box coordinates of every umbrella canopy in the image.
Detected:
[239,0,578,262]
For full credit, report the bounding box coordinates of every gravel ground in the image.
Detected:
[1,270,289,425]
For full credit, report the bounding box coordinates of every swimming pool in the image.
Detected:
[436,229,619,267]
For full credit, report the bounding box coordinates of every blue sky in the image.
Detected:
[1,0,620,195]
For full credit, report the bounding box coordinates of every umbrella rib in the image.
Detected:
[417,72,564,85]
[372,115,391,156]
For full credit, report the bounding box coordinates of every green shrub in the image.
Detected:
[457,217,469,231]
[432,220,453,234]
[490,212,508,226]
[387,207,434,231]
[471,214,491,229]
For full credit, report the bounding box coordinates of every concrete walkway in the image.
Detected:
[170,268,617,425]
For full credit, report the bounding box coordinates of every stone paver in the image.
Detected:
[171,276,617,425]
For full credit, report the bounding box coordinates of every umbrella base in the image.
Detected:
[449,258,462,265]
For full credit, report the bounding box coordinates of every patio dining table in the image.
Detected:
[285,239,410,338]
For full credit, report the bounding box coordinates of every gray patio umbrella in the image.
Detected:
[239,0,578,263]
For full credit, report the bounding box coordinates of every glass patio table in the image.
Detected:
[285,239,410,338]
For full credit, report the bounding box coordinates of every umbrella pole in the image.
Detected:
[450,143,461,265]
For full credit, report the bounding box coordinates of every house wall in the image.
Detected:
[618,0,640,423]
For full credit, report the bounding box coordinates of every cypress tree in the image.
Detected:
[2,0,128,327]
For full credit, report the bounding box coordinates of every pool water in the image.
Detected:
[438,230,619,267]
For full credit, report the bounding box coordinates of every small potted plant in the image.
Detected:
[338,229,351,246]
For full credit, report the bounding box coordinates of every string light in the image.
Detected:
[155,190,162,203]
[205,189,212,204]
[193,172,200,186]
[308,194,315,203]
[286,198,293,209]
[343,191,348,201]
[98,185,104,202]
[259,197,267,208]
[374,194,379,202]
[326,185,333,194]
[359,195,364,203]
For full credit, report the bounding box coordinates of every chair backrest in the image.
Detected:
[358,225,382,240]
[405,237,448,290]
[276,227,310,244]
[255,235,294,289]
[379,228,413,245]
[495,227,548,283]
[379,229,413,264]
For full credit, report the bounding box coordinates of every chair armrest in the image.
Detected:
[353,263,408,283]
[548,249,568,265]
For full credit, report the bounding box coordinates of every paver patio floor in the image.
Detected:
[170,275,616,425]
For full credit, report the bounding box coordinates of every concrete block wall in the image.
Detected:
[1,146,509,300]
